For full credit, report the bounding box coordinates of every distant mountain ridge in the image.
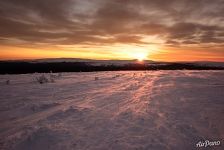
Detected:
[29,58,156,67]
[0,58,224,74]
[1,58,224,67]
[33,58,224,67]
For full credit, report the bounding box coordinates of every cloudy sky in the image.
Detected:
[0,0,223,61]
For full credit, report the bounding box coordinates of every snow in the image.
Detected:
[0,71,223,150]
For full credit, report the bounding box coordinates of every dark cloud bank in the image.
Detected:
[0,0,223,47]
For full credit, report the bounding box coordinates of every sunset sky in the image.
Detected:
[0,0,223,61]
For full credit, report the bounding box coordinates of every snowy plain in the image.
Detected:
[0,70,223,150]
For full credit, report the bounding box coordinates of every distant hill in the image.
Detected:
[30,58,155,66]
[0,58,223,74]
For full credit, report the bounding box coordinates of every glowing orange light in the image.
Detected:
[135,53,147,61]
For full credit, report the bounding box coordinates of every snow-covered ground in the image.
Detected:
[0,71,223,150]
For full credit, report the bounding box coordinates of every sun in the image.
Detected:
[135,53,147,61]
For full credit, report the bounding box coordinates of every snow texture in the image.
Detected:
[0,71,223,150]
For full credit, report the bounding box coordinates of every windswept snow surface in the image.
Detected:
[0,71,223,150]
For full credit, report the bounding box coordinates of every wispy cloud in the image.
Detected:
[0,0,223,60]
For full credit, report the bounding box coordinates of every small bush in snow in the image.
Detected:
[6,80,10,85]
[112,74,120,79]
[49,73,62,82]
[49,76,55,83]
[36,74,48,84]
[50,74,57,78]
[35,72,62,84]
[49,74,57,82]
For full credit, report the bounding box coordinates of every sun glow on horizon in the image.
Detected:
[135,53,148,61]
[1,44,223,62]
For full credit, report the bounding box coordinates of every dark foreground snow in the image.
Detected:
[0,71,223,150]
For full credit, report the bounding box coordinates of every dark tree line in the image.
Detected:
[0,61,223,74]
